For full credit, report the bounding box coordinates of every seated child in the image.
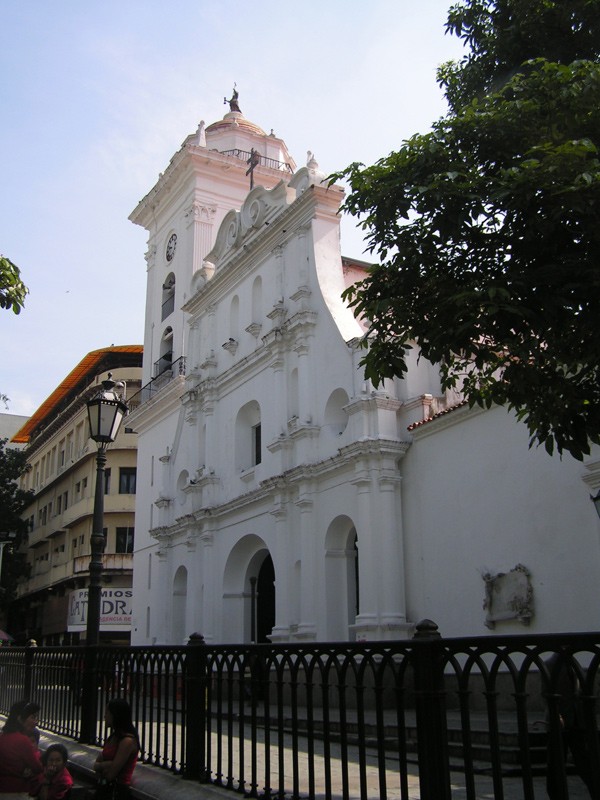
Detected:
[30,744,73,800]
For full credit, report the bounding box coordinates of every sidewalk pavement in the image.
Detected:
[34,726,592,800]
[37,728,232,800]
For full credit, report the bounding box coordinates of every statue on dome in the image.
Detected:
[224,84,241,113]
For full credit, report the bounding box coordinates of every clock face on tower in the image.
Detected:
[166,233,177,262]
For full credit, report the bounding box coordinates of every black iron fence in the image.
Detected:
[1,623,599,799]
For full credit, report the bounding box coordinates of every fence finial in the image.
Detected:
[413,619,441,638]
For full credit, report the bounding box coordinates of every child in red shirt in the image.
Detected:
[30,744,73,800]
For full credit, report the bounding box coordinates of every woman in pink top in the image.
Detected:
[0,700,43,796]
[93,699,138,800]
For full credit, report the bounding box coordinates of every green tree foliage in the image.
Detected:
[439,0,600,110]
[0,255,29,314]
[336,0,600,460]
[0,439,33,608]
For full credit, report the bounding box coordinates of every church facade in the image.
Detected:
[128,97,600,645]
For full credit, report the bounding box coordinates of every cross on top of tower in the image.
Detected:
[246,148,261,189]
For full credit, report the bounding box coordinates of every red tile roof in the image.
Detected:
[407,399,468,431]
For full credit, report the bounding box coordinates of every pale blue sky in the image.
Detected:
[0,0,465,417]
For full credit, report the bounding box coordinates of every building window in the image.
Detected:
[63,491,68,510]
[116,527,135,554]
[104,468,111,495]
[57,496,62,514]
[119,468,137,494]
[253,423,262,466]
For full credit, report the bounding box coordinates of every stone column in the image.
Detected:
[351,449,411,640]
[351,469,379,639]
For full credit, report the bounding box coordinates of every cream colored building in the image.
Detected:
[10,346,142,645]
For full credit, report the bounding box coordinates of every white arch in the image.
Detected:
[324,515,358,640]
[222,534,270,643]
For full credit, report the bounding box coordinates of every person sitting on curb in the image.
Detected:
[30,744,73,800]
[0,700,43,796]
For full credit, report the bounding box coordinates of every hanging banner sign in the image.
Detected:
[67,588,132,631]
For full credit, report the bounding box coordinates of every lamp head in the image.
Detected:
[87,372,129,445]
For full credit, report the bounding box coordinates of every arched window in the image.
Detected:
[235,400,261,472]
[161,273,176,320]
[252,276,262,322]
[230,294,240,339]
[154,327,173,377]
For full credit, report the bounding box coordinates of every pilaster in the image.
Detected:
[294,492,317,641]
[268,491,292,642]
[187,200,217,275]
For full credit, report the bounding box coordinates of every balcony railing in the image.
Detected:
[153,351,172,377]
[127,356,187,408]
[73,553,133,573]
[220,148,294,174]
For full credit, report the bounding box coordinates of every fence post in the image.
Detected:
[184,632,207,781]
[24,638,37,700]
[412,619,451,800]
[80,645,97,744]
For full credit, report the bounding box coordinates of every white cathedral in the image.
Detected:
[127,94,600,645]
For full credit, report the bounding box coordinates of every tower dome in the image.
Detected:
[200,87,296,175]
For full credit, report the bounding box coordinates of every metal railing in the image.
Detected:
[153,352,172,377]
[127,356,186,408]
[220,148,294,174]
[1,624,599,799]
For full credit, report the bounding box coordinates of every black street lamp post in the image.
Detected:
[85,374,128,645]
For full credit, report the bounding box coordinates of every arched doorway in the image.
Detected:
[223,536,276,643]
[172,565,188,644]
[255,555,275,643]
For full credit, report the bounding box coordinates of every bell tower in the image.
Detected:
[129,90,296,389]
